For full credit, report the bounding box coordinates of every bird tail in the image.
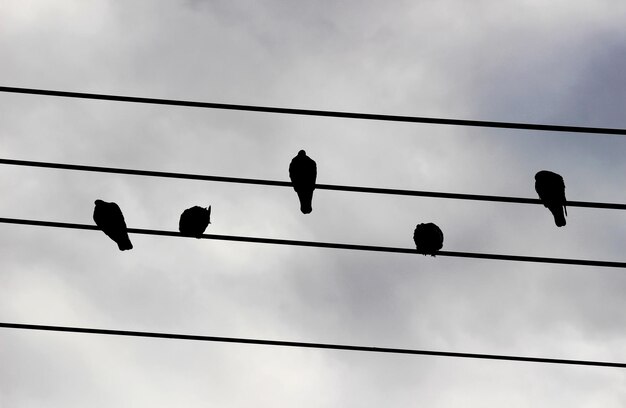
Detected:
[117,237,133,251]
[551,206,566,227]
[297,190,313,214]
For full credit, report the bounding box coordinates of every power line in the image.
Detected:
[1,322,623,369]
[1,216,624,268]
[2,158,625,210]
[1,85,625,135]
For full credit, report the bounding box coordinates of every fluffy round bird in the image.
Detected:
[534,170,567,227]
[413,222,444,256]
[179,206,212,238]
[289,150,317,214]
[93,199,133,251]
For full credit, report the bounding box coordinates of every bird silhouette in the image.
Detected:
[413,222,444,256]
[534,170,567,227]
[179,206,211,238]
[93,200,133,250]
[289,150,317,214]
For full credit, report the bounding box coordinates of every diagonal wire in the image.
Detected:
[1,217,625,268]
[1,322,624,369]
[2,158,625,210]
[1,86,626,135]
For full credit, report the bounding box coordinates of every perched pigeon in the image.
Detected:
[534,170,567,227]
[413,223,444,256]
[179,206,211,238]
[289,150,317,214]
[93,199,133,251]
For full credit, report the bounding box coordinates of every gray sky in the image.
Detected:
[1,0,626,406]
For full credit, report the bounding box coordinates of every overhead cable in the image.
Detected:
[2,158,624,210]
[1,322,623,369]
[1,86,625,135]
[1,217,624,268]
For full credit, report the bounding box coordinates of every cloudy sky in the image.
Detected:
[2,0,626,406]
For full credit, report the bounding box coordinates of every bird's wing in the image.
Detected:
[289,157,299,183]
[109,203,127,229]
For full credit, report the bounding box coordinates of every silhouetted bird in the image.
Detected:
[413,223,444,256]
[179,206,211,238]
[289,150,317,214]
[93,200,133,250]
[534,170,567,227]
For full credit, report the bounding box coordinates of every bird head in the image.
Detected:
[535,170,550,181]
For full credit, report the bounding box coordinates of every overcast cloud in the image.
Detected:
[1,1,626,406]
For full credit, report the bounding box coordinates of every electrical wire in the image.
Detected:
[2,158,624,210]
[1,86,625,135]
[0,322,623,368]
[1,217,624,268]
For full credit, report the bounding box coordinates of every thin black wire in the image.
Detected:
[1,86,625,135]
[1,217,625,268]
[1,322,623,368]
[2,158,625,210]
